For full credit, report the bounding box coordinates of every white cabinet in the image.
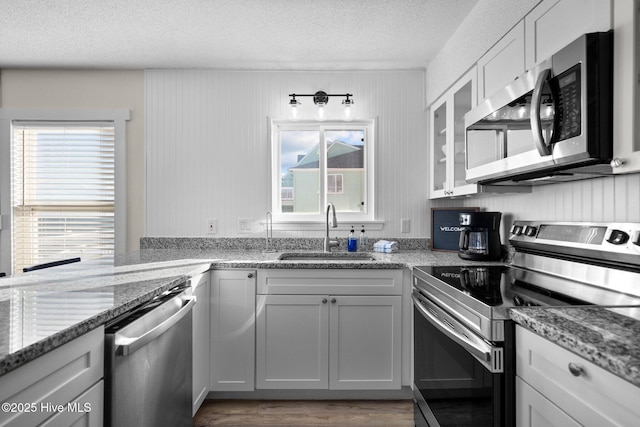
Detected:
[256,294,401,390]
[256,294,329,389]
[516,326,640,427]
[191,272,210,415]
[525,0,612,70]
[256,269,403,390]
[612,0,640,174]
[210,270,256,392]
[0,326,104,427]
[429,67,478,199]
[329,295,401,390]
[477,21,525,102]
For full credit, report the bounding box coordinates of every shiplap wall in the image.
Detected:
[433,174,640,242]
[145,70,428,238]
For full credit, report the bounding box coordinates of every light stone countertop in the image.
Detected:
[0,247,476,377]
[510,306,640,387]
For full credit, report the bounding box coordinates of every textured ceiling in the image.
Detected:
[0,0,479,70]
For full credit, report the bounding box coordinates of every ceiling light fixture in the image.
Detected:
[288,91,355,120]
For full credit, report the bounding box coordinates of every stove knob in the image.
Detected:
[524,226,537,237]
[606,230,629,245]
[510,225,523,236]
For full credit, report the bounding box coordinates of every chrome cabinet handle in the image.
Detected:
[568,362,584,377]
[331,298,337,304]
[247,273,254,278]
[322,298,328,304]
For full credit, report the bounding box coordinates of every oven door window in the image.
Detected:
[414,306,508,426]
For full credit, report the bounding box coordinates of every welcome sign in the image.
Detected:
[430,207,479,252]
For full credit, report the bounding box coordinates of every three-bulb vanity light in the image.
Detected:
[288,91,354,120]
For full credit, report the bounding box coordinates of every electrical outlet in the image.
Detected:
[206,218,217,234]
[238,218,254,234]
[401,218,410,233]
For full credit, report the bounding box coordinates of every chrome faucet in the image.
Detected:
[324,203,339,252]
[264,211,275,252]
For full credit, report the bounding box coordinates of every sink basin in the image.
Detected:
[278,252,376,261]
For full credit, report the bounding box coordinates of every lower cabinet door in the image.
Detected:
[516,377,581,427]
[40,380,104,427]
[329,296,401,390]
[256,295,329,389]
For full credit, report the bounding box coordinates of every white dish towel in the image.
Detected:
[373,240,398,253]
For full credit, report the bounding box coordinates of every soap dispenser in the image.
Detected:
[358,226,367,251]
[347,227,357,252]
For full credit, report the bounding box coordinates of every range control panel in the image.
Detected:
[509,221,640,255]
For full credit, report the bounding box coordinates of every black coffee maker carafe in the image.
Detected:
[458,212,503,261]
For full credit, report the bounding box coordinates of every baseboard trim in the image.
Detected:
[207,386,413,400]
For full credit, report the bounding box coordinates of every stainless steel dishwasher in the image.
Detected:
[104,282,196,427]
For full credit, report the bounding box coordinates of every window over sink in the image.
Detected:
[270,119,375,224]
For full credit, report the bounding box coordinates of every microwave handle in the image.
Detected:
[531,68,553,156]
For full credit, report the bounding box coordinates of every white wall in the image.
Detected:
[145,70,429,238]
[0,69,145,252]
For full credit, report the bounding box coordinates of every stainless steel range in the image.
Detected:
[412,221,640,427]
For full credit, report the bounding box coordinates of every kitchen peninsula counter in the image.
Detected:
[0,247,475,377]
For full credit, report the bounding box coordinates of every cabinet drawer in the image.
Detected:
[516,326,640,427]
[257,269,403,295]
[0,326,104,427]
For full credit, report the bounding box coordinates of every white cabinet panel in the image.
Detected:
[258,269,402,295]
[192,272,210,414]
[39,381,104,427]
[0,327,104,427]
[516,377,581,427]
[516,326,640,427]
[210,270,256,392]
[255,294,329,389]
[477,21,525,102]
[329,296,401,390]
[525,0,612,69]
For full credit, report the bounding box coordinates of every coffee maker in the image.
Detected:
[458,212,503,261]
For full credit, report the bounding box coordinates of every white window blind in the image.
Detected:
[11,121,115,273]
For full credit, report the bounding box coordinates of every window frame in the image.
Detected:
[270,119,376,225]
[0,109,129,275]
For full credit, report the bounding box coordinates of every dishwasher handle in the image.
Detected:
[115,295,196,356]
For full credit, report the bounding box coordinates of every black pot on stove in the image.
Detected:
[458,212,504,261]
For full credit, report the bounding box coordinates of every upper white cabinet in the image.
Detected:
[477,21,525,102]
[429,67,478,199]
[525,0,612,70]
[516,326,640,427]
[210,270,256,392]
[612,0,640,174]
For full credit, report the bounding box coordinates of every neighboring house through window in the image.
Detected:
[271,119,375,223]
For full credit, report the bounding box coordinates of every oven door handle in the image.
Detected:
[412,292,503,373]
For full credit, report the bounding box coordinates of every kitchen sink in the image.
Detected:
[277,252,376,261]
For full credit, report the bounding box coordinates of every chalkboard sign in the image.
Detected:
[430,207,479,252]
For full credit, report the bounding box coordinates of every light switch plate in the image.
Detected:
[401,218,410,233]
[238,218,255,234]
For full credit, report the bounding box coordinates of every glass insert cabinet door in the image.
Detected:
[429,68,478,199]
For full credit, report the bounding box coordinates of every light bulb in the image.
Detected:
[316,103,326,121]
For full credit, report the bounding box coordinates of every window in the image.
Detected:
[271,119,375,223]
[11,121,116,273]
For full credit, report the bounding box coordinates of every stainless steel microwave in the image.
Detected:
[464,31,613,185]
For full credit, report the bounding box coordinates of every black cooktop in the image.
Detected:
[414,265,591,310]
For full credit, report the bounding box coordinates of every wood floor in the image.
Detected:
[193,399,414,426]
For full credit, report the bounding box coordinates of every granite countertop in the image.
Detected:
[510,306,640,387]
[0,247,474,377]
